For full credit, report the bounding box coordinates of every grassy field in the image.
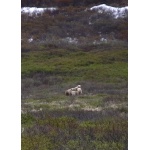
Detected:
[21,46,128,150]
[21,5,128,150]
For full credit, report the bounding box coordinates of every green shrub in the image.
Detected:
[21,113,35,125]
[22,114,127,150]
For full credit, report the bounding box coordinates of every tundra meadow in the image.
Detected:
[21,0,128,149]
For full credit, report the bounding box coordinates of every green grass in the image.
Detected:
[22,49,127,83]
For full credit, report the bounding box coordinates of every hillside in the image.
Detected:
[21,3,128,150]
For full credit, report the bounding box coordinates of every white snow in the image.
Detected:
[21,7,58,16]
[21,5,127,18]
[28,37,33,43]
[62,37,78,44]
[93,37,108,45]
[90,4,128,18]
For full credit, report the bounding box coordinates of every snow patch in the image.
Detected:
[93,37,108,45]
[21,7,58,16]
[62,37,78,44]
[90,4,128,18]
[28,37,33,43]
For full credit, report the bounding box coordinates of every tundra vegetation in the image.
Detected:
[21,1,128,149]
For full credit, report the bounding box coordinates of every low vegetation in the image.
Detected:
[22,3,128,150]
[22,111,127,150]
